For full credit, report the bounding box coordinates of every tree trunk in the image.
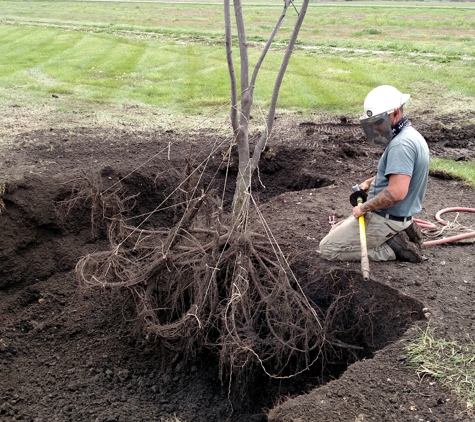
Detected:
[225,0,310,228]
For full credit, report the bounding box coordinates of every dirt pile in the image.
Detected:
[1,114,475,421]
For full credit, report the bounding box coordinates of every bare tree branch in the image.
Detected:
[250,0,293,93]
[224,0,238,133]
[251,0,309,172]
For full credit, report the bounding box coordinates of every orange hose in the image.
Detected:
[416,207,475,246]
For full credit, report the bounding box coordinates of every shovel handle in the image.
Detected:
[357,197,370,281]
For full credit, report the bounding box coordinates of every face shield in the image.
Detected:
[359,111,393,144]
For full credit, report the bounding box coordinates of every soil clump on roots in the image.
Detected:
[1,113,475,421]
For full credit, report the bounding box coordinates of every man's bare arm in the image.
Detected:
[353,174,411,218]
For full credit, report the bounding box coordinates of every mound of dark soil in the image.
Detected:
[1,114,474,421]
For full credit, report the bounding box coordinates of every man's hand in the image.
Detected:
[353,204,364,219]
[359,176,375,192]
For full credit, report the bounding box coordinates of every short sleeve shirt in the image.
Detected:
[368,126,430,217]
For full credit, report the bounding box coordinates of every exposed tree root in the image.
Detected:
[73,173,334,382]
[0,179,6,215]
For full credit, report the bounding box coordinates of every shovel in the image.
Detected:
[350,186,370,281]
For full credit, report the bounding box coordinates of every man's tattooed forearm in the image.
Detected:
[360,188,397,212]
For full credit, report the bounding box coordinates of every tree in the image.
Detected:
[74,0,328,384]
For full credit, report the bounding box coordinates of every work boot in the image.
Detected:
[404,221,423,246]
[386,230,423,263]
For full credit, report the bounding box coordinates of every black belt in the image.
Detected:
[373,210,412,222]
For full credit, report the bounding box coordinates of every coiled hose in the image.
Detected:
[414,207,475,247]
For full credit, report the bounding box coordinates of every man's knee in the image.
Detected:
[319,241,340,261]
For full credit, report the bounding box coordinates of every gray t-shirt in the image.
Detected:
[368,125,430,217]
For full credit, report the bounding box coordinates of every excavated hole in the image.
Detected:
[0,150,424,419]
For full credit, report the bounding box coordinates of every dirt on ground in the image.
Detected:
[1,109,475,422]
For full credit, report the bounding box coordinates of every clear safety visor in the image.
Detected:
[359,112,393,144]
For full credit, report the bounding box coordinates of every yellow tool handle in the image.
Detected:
[357,197,370,281]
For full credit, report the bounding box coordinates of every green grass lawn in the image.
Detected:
[407,326,475,409]
[430,157,475,186]
[1,0,474,115]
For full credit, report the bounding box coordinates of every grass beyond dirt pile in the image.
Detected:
[0,1,474,116]
[430,158,475,186]
[407,326,475,409]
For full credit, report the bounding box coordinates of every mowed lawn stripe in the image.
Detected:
[1,15,474,115]
[0,27,82,78]
[0,24,232,109]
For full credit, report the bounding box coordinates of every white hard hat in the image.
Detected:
[360,85,410,121]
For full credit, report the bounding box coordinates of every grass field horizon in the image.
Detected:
[1,0,474,128]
